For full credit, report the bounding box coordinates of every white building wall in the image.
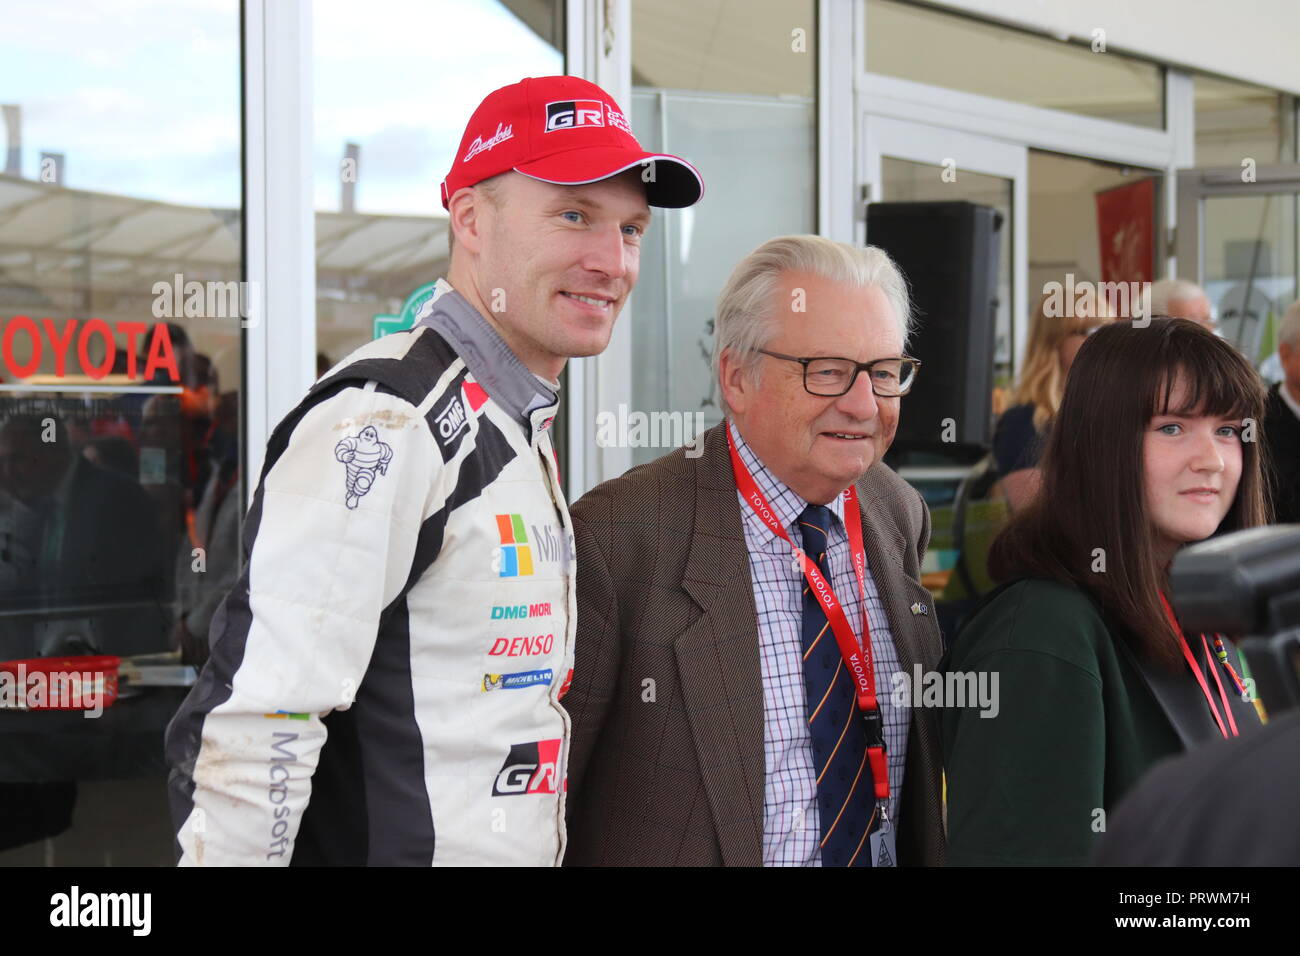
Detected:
[935,0,1300,95]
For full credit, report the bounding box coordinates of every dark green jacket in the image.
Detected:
[940,578,1261,866]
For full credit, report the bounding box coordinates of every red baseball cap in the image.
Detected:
[440,75,703,210]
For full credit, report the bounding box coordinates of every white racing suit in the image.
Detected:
[165,279,576,865]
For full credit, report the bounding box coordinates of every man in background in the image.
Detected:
[1150,277,1215,332]
[1263,300,1300,523]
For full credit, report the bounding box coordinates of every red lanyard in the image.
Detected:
[727,429,889,801]
[1158,593,1239,739]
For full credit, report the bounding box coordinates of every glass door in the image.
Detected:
[860,118,1026,612]
[1176,165,1300,374]
[0,1,243,866]
[861,117,1026,382]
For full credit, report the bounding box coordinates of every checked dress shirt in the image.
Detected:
[730,421,909,866]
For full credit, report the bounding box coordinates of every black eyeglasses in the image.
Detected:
[755,349,921,397]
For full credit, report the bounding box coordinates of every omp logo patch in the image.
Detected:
[481,668,553,692]
[431,392,469,460]
[545,99,604,131]
[430,379,488,462]
[492,739,563,795]
[434,394,468,442]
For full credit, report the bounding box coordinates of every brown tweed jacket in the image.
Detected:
[562,422,946,866]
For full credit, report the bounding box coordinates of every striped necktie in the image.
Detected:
[798,503,877,866]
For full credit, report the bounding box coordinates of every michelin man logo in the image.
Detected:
[334,426,394,509]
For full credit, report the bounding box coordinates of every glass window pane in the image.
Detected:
[1028,149,1161,348]
[0,1,242,865]
[313,0,564,367]
[1195,74,1296,167]
[630,0,816,466]
[632,0,814,97]
[1203,194,1299,364]
[866,0,1165,129]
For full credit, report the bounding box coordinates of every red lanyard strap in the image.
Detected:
[728,428,889,800]
[1200,635,1238,737]
[1158,592,1238,740]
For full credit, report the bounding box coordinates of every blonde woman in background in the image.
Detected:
[993,287,1114,510]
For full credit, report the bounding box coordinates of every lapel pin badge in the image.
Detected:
[910,601,929,617]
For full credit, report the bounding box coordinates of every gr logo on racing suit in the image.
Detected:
[492,739,563,795]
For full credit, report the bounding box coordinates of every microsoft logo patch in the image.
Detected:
[494,514,534,577]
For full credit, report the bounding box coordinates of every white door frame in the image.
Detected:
[1175,163,1300,283]
[565,0,632,497]
[860,115,1030,372]
[819,0,857,244]
[242,0,317,496]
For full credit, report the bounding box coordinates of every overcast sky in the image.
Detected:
[1,0,562,215]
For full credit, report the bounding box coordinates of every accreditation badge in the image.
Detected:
[869,806,897,867]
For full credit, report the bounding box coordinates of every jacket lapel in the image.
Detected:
[852,472,946,865]
[852,476,942,678]
[675,423,766,866]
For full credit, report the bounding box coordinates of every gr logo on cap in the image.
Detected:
[544,99,605,131]
[441,75,704,210]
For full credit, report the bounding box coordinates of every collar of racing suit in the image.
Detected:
[416,278,561,443]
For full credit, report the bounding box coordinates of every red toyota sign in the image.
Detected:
[0,317,180,382]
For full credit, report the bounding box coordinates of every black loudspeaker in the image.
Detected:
[865,201,1001,455]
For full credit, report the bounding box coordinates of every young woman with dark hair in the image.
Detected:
[941,318,1269,866]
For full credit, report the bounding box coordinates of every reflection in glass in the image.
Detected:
[0,0,242,865]
[630,0,817,466]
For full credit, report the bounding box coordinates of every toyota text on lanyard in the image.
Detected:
[727,429,890,803]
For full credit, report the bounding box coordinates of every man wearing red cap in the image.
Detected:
[166,76,702,867]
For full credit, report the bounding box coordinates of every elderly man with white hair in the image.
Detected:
[1263,299,1300,522]
[562,235,945,867]
[1150,277,1215,331]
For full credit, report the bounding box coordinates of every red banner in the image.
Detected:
[1095,178,1155,285]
